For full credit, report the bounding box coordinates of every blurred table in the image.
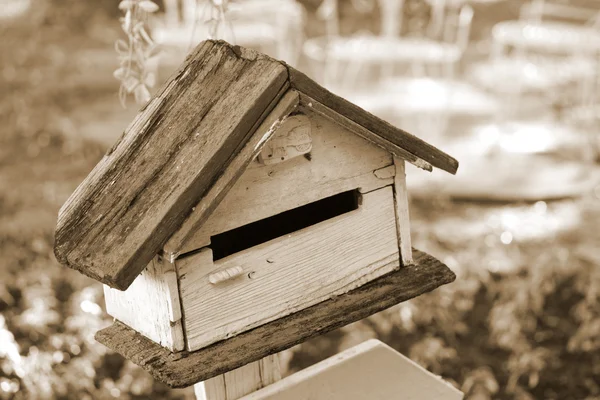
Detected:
[492,21,600,55]
[343,77,498,116]
[470,57,596,93]
[304,35,462,64]
[405,121,600,201]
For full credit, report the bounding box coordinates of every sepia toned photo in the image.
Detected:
[1,0,599,399]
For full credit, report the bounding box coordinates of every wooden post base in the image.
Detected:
[194,354,281,400]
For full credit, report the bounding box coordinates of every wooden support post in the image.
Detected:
[242,340,464,400]
[393,157,413,265]
[194,355,281,400]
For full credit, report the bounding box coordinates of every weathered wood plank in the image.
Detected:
[179,187,399,351]
[174,109,394,255]
[194,355,281,400]
[195,374,226,400]
[289,68,459,174]
[54,40,289,290]
[95,249,456,388]
[297,94,433,172]
[258,354,282,386]
[103,256,185,351]
[242,339,463,400]
[163,89,300,259]
[393,158,413,265]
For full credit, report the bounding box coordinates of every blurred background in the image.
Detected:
[1,0,600,398]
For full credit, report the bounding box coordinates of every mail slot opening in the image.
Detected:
[210,189,361,261]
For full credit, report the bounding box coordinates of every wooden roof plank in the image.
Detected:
[288,67,459,174]
[162,89,300,259]
[95,249,456,388]
[54,40,289,290]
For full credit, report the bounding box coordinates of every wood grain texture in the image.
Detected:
[103,256,185,351]
[393,158,413,266]
[195,355,281,400]
[179,187,399,351]
[54,40,289,290]
[163,90,300,259]
[298,94,433,172]
[95,249,456,388]
[174,109,394,256]
[241,340,463,400]
[373,165,396,180]
[289,68,459,174]
[257,115,312,165]
[195,374,226,400]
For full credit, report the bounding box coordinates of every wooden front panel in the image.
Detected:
[177,110,394,255]
[178,186,399,352]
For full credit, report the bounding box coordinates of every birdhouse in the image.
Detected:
[54,40,458,389]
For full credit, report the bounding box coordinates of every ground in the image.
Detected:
[1,1,600,399]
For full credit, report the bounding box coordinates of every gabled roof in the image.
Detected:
[54,40,458,291]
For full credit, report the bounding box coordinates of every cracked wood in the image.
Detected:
[54,40,288,290]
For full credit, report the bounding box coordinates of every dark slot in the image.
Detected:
[210,189,361,261]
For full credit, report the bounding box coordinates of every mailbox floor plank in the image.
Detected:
[104,257,184,351]
[95,249,455,388]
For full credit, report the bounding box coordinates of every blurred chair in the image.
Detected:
[305,0,404,89]
[404,2,474,79]
[305,0,473,89]
[472,0,599,120]
[375,2,475,137]
[304,0,480,139]
[563,53,600,161]
[152,0,305,66]
[491,0,600,58]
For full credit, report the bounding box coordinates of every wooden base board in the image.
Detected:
[95,249,455,388]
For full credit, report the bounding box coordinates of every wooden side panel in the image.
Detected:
[179,110,394,254]
[242,340,464,400]
[179,187,400,351]
[103,257,184,351]
[393,157,413,265]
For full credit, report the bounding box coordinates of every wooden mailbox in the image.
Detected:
[54,40,459,390]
